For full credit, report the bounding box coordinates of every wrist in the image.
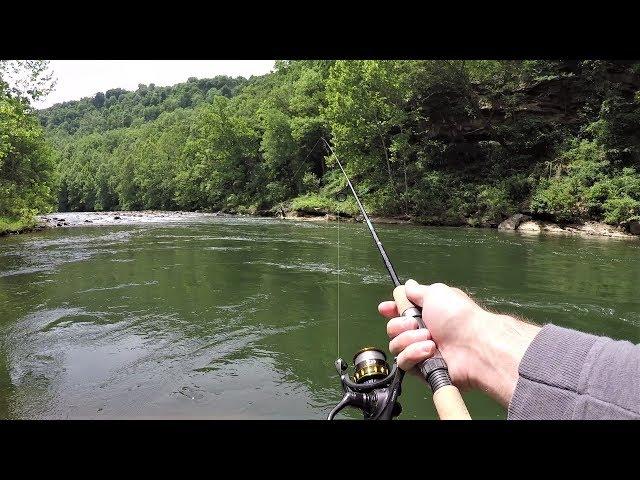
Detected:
[470,311,541,407]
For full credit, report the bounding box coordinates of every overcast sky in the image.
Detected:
[34,60,276,109]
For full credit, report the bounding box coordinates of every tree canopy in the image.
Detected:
[1,62,56,229]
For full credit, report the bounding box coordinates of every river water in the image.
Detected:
[0,216,638,419]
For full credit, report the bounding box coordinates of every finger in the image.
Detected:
[378,301,399,319]
[397,340,436,371]
[387,316,419,339]
[406,278,419,287]
[389,328,432,355]
[405,280,450,308]
[405,279,428,307]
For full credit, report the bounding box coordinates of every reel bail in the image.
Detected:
[327,347,403,420]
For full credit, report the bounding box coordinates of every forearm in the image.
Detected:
[469,314,640,419]
[470,312,541,407]
[507,324,640,420]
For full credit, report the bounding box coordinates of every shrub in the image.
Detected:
[290,193,358,216]
[531,139,608,222]
[476,183,515,224]
[602,196,640,224]
[301,172,320,193]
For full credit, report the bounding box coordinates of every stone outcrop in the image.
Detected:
[516,220,565,234]
[515,219,635,238]
[565,222,630,238]
[517,220,541,232]
[498,214,530,230]
[629,220,640,236]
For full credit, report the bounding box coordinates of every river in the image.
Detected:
[0,215,638,419]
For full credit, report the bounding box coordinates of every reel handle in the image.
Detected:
[392,286,471,420]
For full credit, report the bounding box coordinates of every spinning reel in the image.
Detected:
[327,347,404,420]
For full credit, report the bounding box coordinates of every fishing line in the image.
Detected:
[289,137,324,186]
[321,137,402,287]
[290,137,345,357]
[301,137,323,168]
[336,204,340,358]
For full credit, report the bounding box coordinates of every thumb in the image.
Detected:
[405,279,426,307]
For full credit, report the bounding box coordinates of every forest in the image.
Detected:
[2,60,640,234]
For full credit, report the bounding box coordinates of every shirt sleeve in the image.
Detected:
[507,324,640,420]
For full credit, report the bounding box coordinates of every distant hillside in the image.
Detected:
[38,75,249,135]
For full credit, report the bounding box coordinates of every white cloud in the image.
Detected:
[34,60,276,109]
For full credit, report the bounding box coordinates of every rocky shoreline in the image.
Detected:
[497,213,639,239]
[35,210,414,228]
[287,211,639,239]
[18,210,637,240]
[38,210,223,227]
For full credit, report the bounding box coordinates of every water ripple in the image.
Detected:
[483,296,640,327]
[78,281,158,294]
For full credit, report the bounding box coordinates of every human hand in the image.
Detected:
[378,279,541,406]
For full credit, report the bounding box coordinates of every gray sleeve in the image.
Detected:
[507,324,640,420]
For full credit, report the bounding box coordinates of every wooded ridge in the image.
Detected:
[2,61,640,235]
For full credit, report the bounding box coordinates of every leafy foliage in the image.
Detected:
[0,78,55,222]
[0,60,56,103]
[38,76,247,135]
[0,215,37,235]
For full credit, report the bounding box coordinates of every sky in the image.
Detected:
[33,60,276,109]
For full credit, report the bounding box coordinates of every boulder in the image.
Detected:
[630,220,640,236]
[541,222,566,234]
[518,220,569,234]
[517,220,541,232]
[570,221,630,238]
[498,214,531,230]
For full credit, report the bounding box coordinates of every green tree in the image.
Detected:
[0,77,55,226]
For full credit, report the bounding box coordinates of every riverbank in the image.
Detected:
[287,210,639,239]
[0,216,42,236]
[37,210,222,227]
[17,210,638,240]
[497,214,639,239]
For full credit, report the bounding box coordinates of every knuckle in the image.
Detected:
[424,283,448,299]
[386,322,395,337]
[409,329,429,342]
[408,345,424,361]
[386,317,404,337]
[397,352,412,370]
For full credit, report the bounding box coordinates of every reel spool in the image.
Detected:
[352,347,390,383]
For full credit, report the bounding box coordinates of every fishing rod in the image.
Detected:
[321,137,471,420]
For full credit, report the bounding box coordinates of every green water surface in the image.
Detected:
[0,217,638,419]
